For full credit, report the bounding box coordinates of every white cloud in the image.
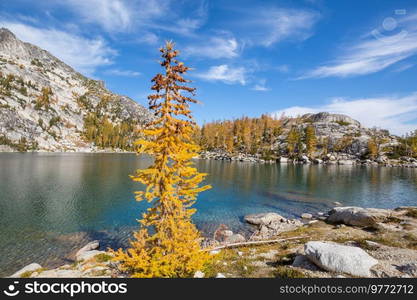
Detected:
[252,79,270,91]
[63,0,132,31]
[272,106,318,118]
[185,37,239,59]
[25,0,202,37]
[243,8,320,47]
[149,17,206,37]
[136,32,159,45]
[62,0,167,32]
[134,0,207,36]
[195,64,247,85]
[300,13,417,78]
[270,94,417,135]
[104,69,141,77]
[276,64,290,73]
[172,18,205,36]
[0,22,116,75]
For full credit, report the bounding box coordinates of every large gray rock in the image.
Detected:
[303,112,361,127]
[245,211,303,241]
[337,160,355,165]
[36,269,83,278]
[327,206,391,227]
[244,212,286,226]
[250,219,303,241]
[75,240,103,261]
[304,241,378,277]
[292,255,321,271]
[76,250,105,262]
[75,240,100,258]
[10,263,42,278]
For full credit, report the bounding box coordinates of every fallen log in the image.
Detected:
[205,236,306,252]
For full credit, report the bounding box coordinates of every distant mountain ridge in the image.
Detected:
[0,28,151,152]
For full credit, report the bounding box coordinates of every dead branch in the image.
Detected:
[204,236,306,252]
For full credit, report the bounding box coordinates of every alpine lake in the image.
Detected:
[0,153,416,276]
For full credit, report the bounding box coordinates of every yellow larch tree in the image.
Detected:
[368,139,378,159]
[287,126,300,158]
[410,130,417,157]
[368,128,388,159]
[305,125,317,157]
[112,41,211,278]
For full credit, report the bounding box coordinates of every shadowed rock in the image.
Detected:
[223,234,246,244]
[244,212,286,226]
[327,206,392,227]
[245,212,303,241]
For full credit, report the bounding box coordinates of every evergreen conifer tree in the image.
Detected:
[305,125,317,157]
[113,42,211,278]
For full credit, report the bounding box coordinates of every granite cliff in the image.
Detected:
[0,28,151,152]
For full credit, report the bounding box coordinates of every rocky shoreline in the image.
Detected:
[197,205,417,278]
[9,242,120,278]
[9,205,417,278]
[0,145,135,153]
[199,150,417,168]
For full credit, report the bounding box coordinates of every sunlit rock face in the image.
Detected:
[276,112,399,158]
[0,28,151,152]
[303,112,361,127]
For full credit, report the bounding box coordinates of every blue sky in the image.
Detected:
[1,0,417,135]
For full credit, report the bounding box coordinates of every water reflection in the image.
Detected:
[0,153,416,276]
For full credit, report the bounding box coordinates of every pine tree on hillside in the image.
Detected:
[197,115,281,156]
[410,130,417,157]
[35,86,53,110]
[287,126,300,158]
[368,139,378,159]
[402,130,417,158]
[368,128,389,159]
[305,125,317,157]
[319,136,329,156]
[113,41,211,277]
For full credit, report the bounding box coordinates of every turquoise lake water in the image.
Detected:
[0,153,416,276]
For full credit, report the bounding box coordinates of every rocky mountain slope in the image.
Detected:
[0,28,151,152]
[277,112,397,159]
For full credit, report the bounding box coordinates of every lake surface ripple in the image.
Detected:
[0,153,416,276]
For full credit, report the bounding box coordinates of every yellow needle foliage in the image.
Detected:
[112,41,211,278]
[305,125,317,157]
